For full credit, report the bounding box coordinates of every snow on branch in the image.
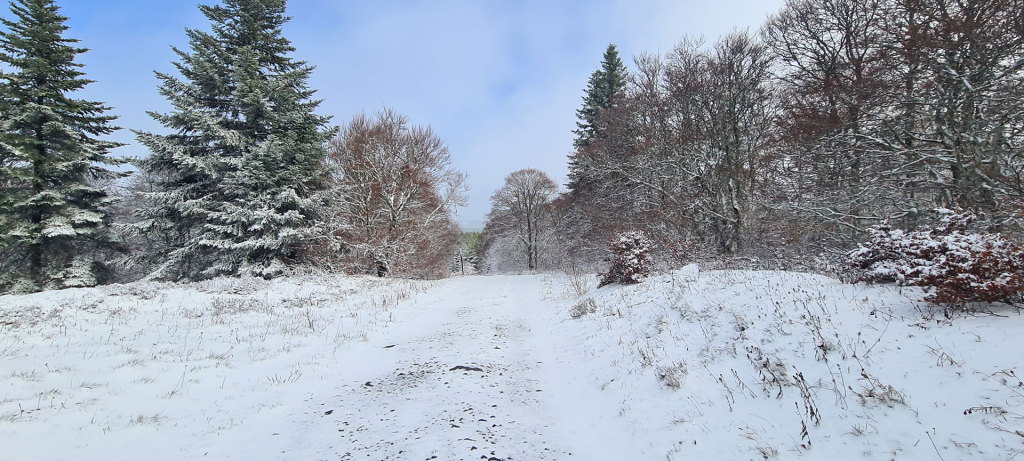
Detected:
[849,209,1024,308]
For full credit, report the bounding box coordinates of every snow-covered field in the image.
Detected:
[0,275,435,460]
[551,266,1024,460]
[2,268,1023,460]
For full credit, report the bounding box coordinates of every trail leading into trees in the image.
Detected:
[8,270,1022,460]
[218,274,636,461]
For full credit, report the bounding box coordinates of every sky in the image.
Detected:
[11,0,785,231]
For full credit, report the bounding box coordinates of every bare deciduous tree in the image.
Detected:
[556,0,1024,270]
[763,0,900,243]
[482,169,559,271]
[560,32,776,258]
[763,0,1024,239]
[321,109,467,278]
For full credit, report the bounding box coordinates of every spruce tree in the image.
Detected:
[0,0,126,292]
[566,44,628,193]
[130,0,333,281]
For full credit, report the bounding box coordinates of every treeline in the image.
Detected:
[0,0,465,293]
[482,0,1024,272]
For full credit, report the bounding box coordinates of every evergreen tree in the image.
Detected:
[130,0,333,281]
[0,0,126,292]
[566,44,628,192]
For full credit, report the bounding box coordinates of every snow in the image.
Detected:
[553,268,1024,459]
[0,275,432,460]
[2,268,1024,460]
[598,230,654,287]
[849,211,1024,305]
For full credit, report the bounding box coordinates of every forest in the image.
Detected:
[2,0,1024,300]
[0,0,466,292]
[480,0,1024,299]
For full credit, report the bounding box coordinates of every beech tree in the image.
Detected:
[667,32,776,254]
[0,0,126,292]
[323,109,466,278]
[889,0,1024,211]
[764,0,898,239]
[556,0,1024,269]
[559,32,775,260]
[482,169,559,271]
[762,0,1024,242]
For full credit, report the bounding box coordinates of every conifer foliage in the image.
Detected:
[566,44,627,192]
[129,0,333,281]
[0,0,126,292]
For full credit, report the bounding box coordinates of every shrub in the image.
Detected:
[569,298,597,319]
[848,209,1024,308]
[598,231,654,288]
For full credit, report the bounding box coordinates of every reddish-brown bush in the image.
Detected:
[849,210,1024,308]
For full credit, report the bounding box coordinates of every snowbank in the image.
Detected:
[555,267,1024,460]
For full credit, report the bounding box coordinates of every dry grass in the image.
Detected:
[570,298,598,319]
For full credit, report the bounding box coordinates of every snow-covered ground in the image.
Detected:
[0,275,436,460]
[2,268,1023,460]
[551,266,1024,460]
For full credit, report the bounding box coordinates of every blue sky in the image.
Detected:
[15,0,784,231]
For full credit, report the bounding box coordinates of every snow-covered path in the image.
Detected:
[7,270,1024,460]
[234,274,631,461]
[3,274,648,461]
